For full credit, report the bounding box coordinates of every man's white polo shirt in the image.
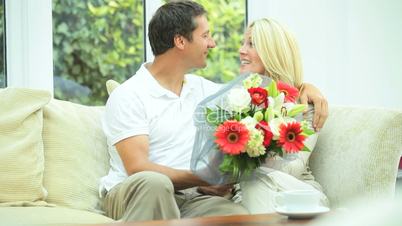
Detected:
[100,63,221,193]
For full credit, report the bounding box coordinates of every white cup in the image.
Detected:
[275,190,321,211]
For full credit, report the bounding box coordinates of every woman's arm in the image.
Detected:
[299,83,328,131]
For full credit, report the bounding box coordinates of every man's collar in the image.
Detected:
[140,63,194,99]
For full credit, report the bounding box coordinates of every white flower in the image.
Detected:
[268,92,285,116]
[269,116,296,138]
[240,116,258,131]
[283,102,296,111]
[226,87,251,113]
[269,117,285,138]
[243,73,263,89]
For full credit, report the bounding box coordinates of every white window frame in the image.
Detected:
[4,0,163,92]
[6,0,53,92]
[144,0,162,62]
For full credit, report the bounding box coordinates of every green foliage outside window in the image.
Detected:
[164,0,246,83]
[53,0,245,105]
[53,0,144,105]
[190,0,245,83]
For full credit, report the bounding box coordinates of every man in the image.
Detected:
[101,0,328,222]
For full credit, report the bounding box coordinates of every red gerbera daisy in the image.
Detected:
[248,87,269,107]
[278,121,306,153]
[215,120,249,155]
[277,81,299,103]
[256,120,273,146]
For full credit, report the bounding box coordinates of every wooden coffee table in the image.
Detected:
[88,213,317,226]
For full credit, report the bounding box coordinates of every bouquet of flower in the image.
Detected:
[190,73,315,184]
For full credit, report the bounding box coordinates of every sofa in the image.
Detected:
[1,87,401,225]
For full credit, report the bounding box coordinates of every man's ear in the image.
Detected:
[173,35,186,50]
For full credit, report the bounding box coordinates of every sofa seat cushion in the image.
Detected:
[42,99,110,213]
[0,88,51,205]
[0,207,114,224]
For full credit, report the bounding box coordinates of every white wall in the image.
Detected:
[248,0,402,109]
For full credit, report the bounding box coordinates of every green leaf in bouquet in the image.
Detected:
[220,155,239,173]
[253,111,264,122]
[206,107,231,126]
[268,145,283,157]
[302,145,312,152]
[216,107,232,124]
[301,129,315,137]
[287,104,307,117]
[233,155,243,178]
[233,164,240,181]
[266,80,279,98]
[245,158,258,174]
[206,108,218,125]
[277,148,284,157]
[233,112,242,121]
[264,106,274,122]
[206,107,213,115]
[301,121,315,136]
[219,155,234,173]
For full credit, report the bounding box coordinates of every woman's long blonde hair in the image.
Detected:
[249,18,303,88]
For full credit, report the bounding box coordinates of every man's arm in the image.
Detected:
[299,83,329,131]
[115,135,209,190]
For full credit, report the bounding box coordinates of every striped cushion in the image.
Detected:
[0,207,114,224]
[310,106,402,207]
[106,79,120,95]
[42,99,109,213]
[0,88,51,205]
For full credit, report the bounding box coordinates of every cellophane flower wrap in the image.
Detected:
[190,73,315,184]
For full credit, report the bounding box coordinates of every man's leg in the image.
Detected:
[103,171,180,221]
[177,189,249,218]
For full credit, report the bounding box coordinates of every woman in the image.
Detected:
[237,18,329,213]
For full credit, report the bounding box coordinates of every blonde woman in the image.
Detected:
[237,18,329,213]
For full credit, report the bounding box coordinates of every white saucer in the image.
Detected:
[274,206,330,219]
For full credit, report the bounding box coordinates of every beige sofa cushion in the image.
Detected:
[0,88,51,205]
[0,207,114,224]
[42,99,109,213]
[310,106,402,207]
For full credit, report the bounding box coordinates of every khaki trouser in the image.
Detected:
[103,171,248,222]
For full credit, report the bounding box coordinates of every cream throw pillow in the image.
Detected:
[310,106,402,207]
[42,99,109,213]
[0,88,51,205]
[106,79,120,94]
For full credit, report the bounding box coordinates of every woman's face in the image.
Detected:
[239,29,266,75]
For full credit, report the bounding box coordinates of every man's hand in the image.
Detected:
[197,184,234,197]
[299,83,328,131]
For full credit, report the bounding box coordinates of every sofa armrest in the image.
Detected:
[310,106,402,208]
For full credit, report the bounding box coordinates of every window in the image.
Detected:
[163,0,246,83]
[192,0,246,83]
[52,0,144,105]
[52,0,245,105]
[0,0,5,88]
